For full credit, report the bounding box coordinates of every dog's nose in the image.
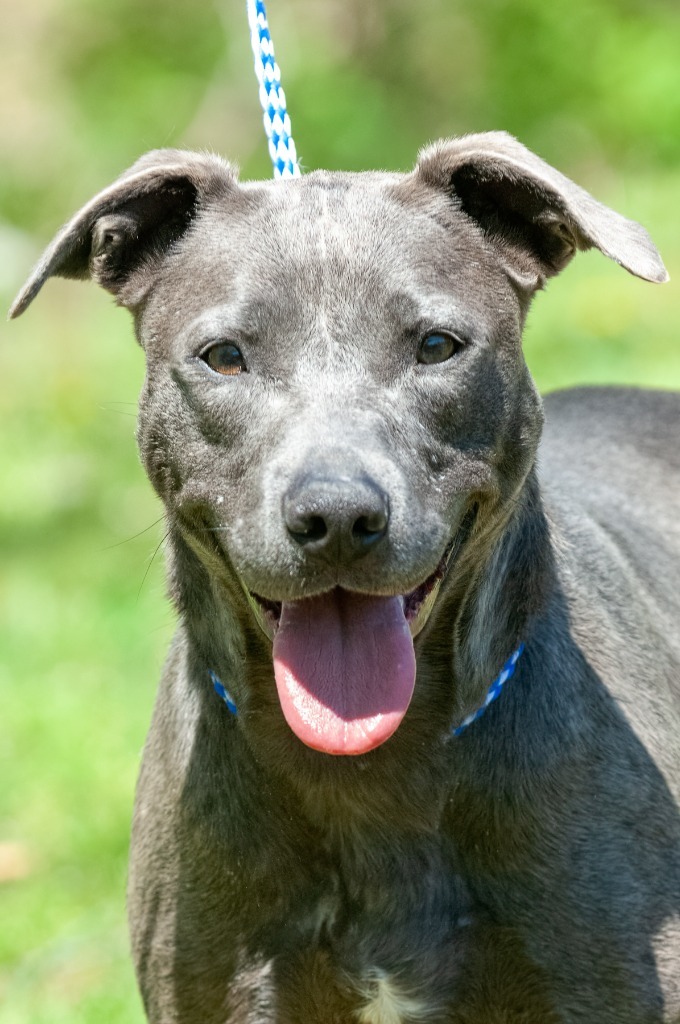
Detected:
[283,473,389,561]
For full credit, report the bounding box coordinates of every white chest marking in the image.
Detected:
[356,973,433,1024]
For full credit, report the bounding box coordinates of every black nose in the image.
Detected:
[283,473,389,562]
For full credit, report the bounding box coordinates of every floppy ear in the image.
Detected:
[9,149,237,318]
[414,131,668,288]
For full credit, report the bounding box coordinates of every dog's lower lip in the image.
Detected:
[250,593,282,633]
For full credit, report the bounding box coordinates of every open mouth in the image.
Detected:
[249,536,456,642]
[243,506,477,757]
[248,504,478,643]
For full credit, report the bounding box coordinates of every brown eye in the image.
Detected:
[417,331,464,365]
[202,342,247,376]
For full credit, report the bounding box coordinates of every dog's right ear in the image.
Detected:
[9,149,237,318]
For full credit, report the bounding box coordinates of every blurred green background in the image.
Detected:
[1,0,679,1020]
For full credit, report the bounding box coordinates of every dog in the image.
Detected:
[11,132,680,1022]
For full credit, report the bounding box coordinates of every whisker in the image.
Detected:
[137,531,170,603]
[103,515,168,550]
[99,401,139,418]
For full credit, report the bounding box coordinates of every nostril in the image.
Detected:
[288,514,328,545]
[352,511,388,548]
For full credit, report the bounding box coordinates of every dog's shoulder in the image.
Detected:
[541,385,680,470]
[540,385,680,452]
[540,386,680,518]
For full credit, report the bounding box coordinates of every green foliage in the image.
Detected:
[1,1,679,1021]
[0,294,163,1022]
[58,0,224,159]
[3,0,680,230]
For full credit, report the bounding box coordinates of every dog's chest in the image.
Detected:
[249,833,566,1024]
[260,847,469,1023]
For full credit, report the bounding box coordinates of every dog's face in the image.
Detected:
[12,133,666,758]
[136,171,543,754]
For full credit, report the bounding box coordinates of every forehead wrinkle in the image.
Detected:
[289,183,372,372]
[317,185,333,368]
[290,192,377,385]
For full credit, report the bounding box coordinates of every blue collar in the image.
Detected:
[210,643,524,738]
[451,643,524,736]
[209,671,238,715]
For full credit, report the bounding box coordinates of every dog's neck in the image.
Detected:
[445,467,556,723]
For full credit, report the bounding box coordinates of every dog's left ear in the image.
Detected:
[9,148,238,318]
[414,132,668,288]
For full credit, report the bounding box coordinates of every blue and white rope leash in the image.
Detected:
[211,644,525,738]
[246,0,301,179]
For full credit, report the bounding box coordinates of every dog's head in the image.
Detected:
[12,133,666,758]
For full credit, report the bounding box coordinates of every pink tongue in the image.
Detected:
[272,590,416,755]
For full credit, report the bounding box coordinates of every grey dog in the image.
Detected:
[11,132,680,1022]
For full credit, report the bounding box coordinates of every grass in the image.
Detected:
[0,171,678,1022]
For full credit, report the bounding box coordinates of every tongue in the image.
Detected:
[273,590,416,755]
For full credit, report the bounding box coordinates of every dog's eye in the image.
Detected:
[202,342,247,376]
[417,332,464,365]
